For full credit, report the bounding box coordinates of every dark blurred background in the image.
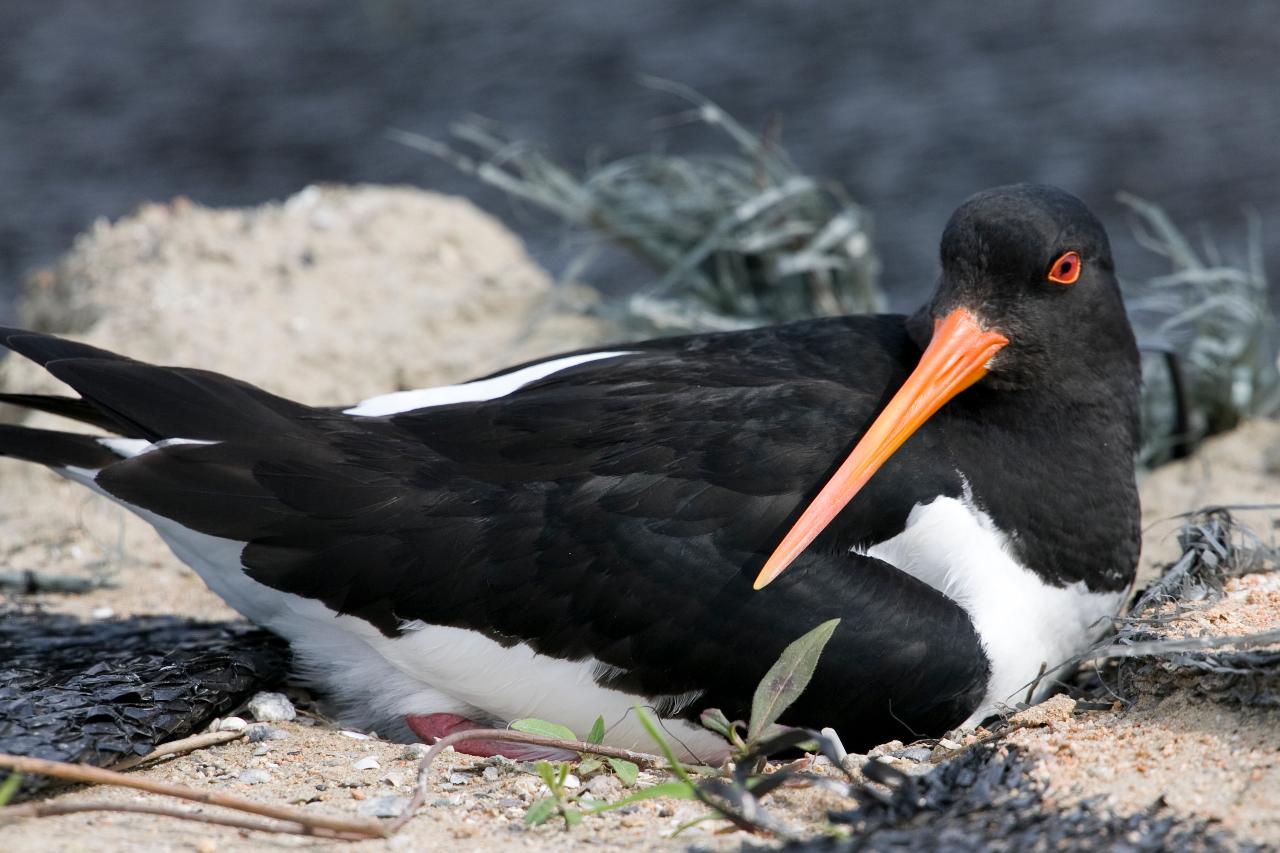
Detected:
[2,0,1278,323]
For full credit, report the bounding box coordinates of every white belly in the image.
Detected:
[856,492,1126,723]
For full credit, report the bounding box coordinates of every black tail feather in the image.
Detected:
[0,392,144,437]
[0,424,118,470]
[2,327,313,443]
[0,327,131,368]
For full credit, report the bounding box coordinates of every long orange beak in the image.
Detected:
[753,307,1009,590]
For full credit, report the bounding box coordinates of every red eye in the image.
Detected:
[1048,251,1081,285]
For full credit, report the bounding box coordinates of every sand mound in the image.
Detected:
[0,185,610,621]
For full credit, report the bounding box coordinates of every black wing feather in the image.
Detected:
[1,321,989,744]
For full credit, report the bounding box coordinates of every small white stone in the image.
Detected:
[562,774,580,789]
[237,768,270,785]
[218,716,248,732]
[91,606,115,620]
[448,772,469,786]
[586,774,621,799]
[353,756,381,771]
[339,730,372,740]
[246,691,296,723]
[359,795,409,818]
[482,766,501,782]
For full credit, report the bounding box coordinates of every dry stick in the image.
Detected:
[388,728,698,834]
[2,800,372,841]
[0,754,386,840]
[113,729,245,772]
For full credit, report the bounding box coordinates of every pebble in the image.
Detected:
[246,691,297,722]
[237,768,271,785]
[252,745,272,757]
[562,773,580,789]
[247,725,289,743]
[867,740,904,758]
[400,744,431,760]
[510,777,539,800]
[91,606,115,620]
[896,746,933,763]
[448,771,470,786]
[586,774,622,799]
[1010,694,1077,727]
[194,840,217,853]
[217,716,248,732]
[353,756,381,771]
[359,795,410,818]
[382,771,407,787]
[482,766,501,782]
[841,755,869,779]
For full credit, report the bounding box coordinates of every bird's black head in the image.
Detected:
[908,183,1139,395]
[754,184,1141,590]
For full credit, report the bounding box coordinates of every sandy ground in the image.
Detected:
[2,186,1278,850]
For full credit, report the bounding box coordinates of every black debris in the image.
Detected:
[0,606,288,799]
[1111,509,1280,708]
[758,744,1254,853]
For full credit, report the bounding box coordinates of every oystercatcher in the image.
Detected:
[0,184,1139,761]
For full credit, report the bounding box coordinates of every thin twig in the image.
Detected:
[112,729,246,772]
[0,800,373,840]
[0,753,386,840]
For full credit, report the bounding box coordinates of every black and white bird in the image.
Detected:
[0,184,1140,762]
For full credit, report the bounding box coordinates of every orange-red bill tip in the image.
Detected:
[752,307,1008,590]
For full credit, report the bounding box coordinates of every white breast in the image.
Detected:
[855,487,1126,723]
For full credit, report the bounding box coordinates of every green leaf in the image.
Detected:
[606,758,639,787]
[535,760,559,790]
[512,718,579,742]
[748,618,841,740]
[699,708,735,740]
[0,772,22,807]
[579,781,698,815]
[587,715,606,745]
[563,807,583,827]
[524,797,557,826]
[577,757,603,776]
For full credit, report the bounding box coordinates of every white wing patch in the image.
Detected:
[99,437,218,458]
[344,351,636,417]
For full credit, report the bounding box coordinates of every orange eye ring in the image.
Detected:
[1048,251,1081,285]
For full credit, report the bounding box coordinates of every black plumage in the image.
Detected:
[0,185,1142,749]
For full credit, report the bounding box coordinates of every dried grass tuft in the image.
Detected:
[1123,194,1279,467]
[392,78,883,333]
